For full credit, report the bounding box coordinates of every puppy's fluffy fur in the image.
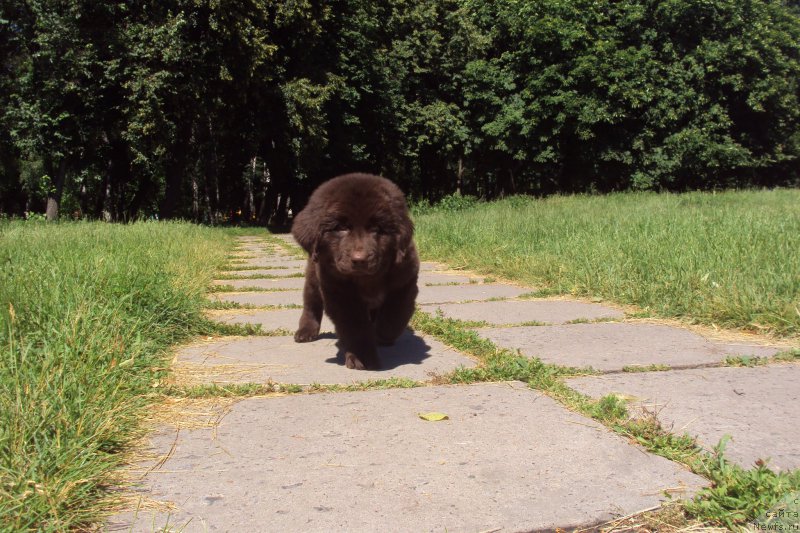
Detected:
[291,173,419,370]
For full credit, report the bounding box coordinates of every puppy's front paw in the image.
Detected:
[294,327,319,343]
[345,352,380,370]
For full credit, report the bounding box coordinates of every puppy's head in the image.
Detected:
[291,174,413,277]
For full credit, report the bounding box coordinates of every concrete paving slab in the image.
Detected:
[416,283,527,304]
[212,277,306,290]
[174,331,473,385]
[567,364,800,471]
[422,299,624,325]
[109,382,705,533]
[417,272,480,285]
[270,233,297,244]
[477,323,780,371]
[219,268,304,278]
[211,309,335,334]
[210,291,304,307]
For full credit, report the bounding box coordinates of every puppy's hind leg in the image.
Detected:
[375,281,418,346]
[294,262,323,343]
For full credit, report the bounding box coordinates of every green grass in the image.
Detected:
[200,321,293,337]
[164,377,422,399]
[413,190,800,337]
[164,382,303,398]
[214,271,304,280]
[0,220,230,531]
[306,377,422,393]
[207,284,296,293]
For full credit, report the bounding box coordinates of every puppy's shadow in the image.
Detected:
[324,329,431,370]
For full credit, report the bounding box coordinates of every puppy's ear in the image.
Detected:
[291,206,319,259]
[394,213,414,264]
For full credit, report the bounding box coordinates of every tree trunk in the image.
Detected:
[102,177,113,222]
[257,163,272,224]
[160,121,192,219]
[110,135,135,221]
[191,174,200,222]
[127,176,151,221]
[246,156,257,220]
[211,124,221,224]
[457,157,463,195]
[271,193,287,226]
[45,159,67,221]
[45,197,59,221]
[203,181,213,225]
[78,182,88,218]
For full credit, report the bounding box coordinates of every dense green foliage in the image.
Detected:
[0,221,228,529]
[413,189,800,337]
[1,0,799,221]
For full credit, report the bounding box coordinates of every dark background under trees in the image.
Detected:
[1,0,799,223]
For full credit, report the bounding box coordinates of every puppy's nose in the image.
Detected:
[351,249,367,264]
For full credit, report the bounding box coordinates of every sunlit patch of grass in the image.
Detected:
[414,190,800,337]
[0,220,229,529]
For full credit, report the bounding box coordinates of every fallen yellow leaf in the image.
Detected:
[418,412,449,421]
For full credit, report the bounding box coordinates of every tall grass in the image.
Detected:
[413,189,800,337]
[0,220,229,530]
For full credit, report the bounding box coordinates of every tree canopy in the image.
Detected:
[1,0,799,222]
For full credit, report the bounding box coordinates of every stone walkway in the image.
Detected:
[108,235,798,532]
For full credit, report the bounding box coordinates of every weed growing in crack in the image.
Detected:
[774,348,800,362]
[164,378,423,399]
[164,382,304,398]
[685,437,800,530]
[264,233,307,259]
[307,378,422,393]
[723,355,770,367]
[622,364,672,373]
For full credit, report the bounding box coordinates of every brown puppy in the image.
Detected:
[291,173,419,370]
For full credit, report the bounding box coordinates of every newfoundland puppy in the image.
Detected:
[291,173,419,370]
